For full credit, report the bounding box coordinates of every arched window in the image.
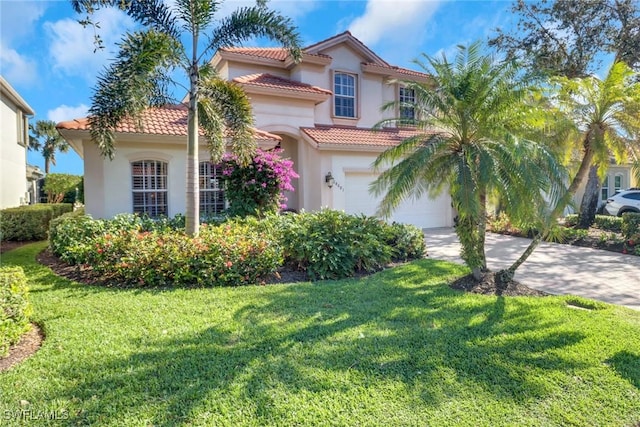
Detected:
[399,86,415,121]
[199,162,225,217]
[131,160,168,217]
[334,72,356,118]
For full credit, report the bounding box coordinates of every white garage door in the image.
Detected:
[344,172,452,229]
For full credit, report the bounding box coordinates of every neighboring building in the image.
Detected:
[58,32,454,228]
[0,76,36,209]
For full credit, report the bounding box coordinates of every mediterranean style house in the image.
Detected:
[0,76,43,209]
[57,32,454,228]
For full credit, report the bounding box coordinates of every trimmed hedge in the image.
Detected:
[0,267,32,357]
[0,203,73,241]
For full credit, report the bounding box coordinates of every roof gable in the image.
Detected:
[303,31,388,67]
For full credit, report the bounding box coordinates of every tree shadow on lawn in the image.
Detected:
[607,351,640,389]
[50,260,590,425]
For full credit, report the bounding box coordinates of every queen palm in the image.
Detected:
[371,42,564,282]
[501,61,640,280]
[29,120,70,174]
[72,0,301,235]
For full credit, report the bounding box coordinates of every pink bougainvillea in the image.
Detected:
[220,149,299,217]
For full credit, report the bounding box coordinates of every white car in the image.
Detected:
[604,189,640,216]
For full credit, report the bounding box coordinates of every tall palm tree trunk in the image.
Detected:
[185,62,200,236]
[498,144,596,282]
[577,165,601,229]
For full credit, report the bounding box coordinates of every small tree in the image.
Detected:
[220,149,298,217]
[43,173,83,203]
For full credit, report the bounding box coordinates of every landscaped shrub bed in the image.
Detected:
[49,210,426,286]
[621,213,640,255]
[0,203,73,241]
[0,266,32,357]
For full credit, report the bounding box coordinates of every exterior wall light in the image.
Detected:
[325,171,335,188]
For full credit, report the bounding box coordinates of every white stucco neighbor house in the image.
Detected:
[57,32,455,228]
[0,76,43,209]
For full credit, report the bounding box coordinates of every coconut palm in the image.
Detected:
[72,0,301,235]
[371,42,564,282]
[29,120,70,174]
[502,61,640,279]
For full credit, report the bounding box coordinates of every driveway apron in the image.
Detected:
[424,228,640,311]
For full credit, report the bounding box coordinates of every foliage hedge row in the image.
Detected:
[563,214,623,232]
[0,267,32,357]
[0,203,73,241]
[621,213,640,246]
[49,210,426,286]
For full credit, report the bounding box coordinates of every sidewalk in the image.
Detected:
[424,228,640,311]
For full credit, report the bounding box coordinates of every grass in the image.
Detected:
[1,242,640,426]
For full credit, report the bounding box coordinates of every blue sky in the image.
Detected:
[1,0,513,176]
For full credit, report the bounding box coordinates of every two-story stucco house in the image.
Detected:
[0,76,43,209]
[57,32,454,228]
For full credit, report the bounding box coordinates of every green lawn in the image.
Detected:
[1,242,639,426]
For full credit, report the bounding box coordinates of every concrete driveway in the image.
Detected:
[424,228,640,311]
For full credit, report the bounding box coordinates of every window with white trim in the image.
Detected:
[601,175,609,200]
[399,86,415,121]
[334,72,356,118]
[614,174,623,194]
[131,160,168,217]
[199,162,225,217]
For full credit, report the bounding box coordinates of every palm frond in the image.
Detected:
[204,6,301,62]
[88,30,182,159]
[198,78,255,165]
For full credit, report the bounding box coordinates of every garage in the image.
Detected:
[344,172,453,229]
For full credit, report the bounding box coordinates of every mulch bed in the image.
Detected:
[450,272,549,297]
[0,324,44,372]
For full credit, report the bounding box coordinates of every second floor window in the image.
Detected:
[399,87,415,121]
[199,162,225,217]
[334,72,356,118]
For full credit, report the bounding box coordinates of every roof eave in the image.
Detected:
[0,76,35,115]
[361,63,431,83]
[240,84,331,104]
[217,50,287,69]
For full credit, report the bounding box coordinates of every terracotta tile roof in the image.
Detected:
[233,73,332,95]
[56,104,281,141]
[220,47,331,61]
[301,125,433,147]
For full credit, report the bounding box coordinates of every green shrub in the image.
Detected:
[381,222,426,261]
[0,203,72,241]
[592,215,623,232]
[0,267,32,357]
[86,224,282,287]
[622,213,640,247]
[563,214,579,227]
[278,210,410,280]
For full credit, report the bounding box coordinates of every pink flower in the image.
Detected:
[225,261,233,268]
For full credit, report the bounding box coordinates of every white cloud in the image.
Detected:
[47,104,89,123]
[0,43,37,85]
[348,0,442,46]
[0,0,47,45]
[45,8,136,81]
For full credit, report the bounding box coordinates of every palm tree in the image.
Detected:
[29,120,70,174]
[371,43,564,282]
[568,62,640,228]
[501,61,640,280]
[72,0,301,235]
